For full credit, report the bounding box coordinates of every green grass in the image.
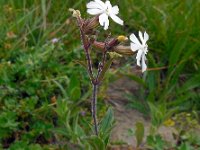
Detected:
[0,0,200,149]
[120,0,200,112]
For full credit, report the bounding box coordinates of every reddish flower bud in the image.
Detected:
[83,16,99,34]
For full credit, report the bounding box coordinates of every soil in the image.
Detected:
[106,77,177,149]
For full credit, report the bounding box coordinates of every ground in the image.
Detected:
[106,77,177,149]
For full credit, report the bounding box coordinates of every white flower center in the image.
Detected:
[105,7,109,15]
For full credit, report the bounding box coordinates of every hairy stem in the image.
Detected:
[76,17,98,135]
[76,17,110,136]
[92,84,98,135]
[77,18,94,82]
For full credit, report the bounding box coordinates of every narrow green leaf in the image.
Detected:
[99,107,114,133]
[99,107,114,145]
[52,128,70,137]
[73,60,87,69]
[135,122,145,147]
[68,74,81,101]
[98,59,113,82]
[87,136,106,150]
[52,79,68,98]
[179,74,200,94]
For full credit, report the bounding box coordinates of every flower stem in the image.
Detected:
[76,17,98,135]
[77,18,94,82]
[92,84,98,135]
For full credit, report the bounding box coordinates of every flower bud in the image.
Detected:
[113,45,136,56]
[69,8,81,18]
[92,41,105,50]
[92,38,119,51]
[83,16,99,34]
[117,35,128,42]
[106,36,128,48]
[107,38,119,49]
[92,37,129,51]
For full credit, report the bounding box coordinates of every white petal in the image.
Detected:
[87,1,101,9]
[99,13,109,30]
[144,47,148,54]
[136,50,143,66]
[105,1,112,10]
[144,31,149,43]
[141,54,147,72]
[104,19,109,30]
[111,6,119,14]
[139,31,145,45]
[87,8,103,15]
[109,13,123,25]
[130,33,142,45]
[95,0,106,9]
[130,43,142,51]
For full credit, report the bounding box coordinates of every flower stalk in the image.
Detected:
[92,84,98,135]
[74,11,102,135]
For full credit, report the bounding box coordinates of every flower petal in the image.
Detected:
[139,31,145,45]
[144,47,148,55]
[87,8,103,15]
[95,0,106,9]
[99,13,109,30]
[86,0,106,15]
[136,50,143,66]
[144,31,149,43]
[130,33,142,46]
[105,1,112,10]
[109,13,123,25]
[141,54,147,72]
[130,43,142,51]
[87,1,102,9]
[111,5,119,14]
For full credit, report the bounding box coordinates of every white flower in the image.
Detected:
[86,0,123,30]
[130,31,149,72]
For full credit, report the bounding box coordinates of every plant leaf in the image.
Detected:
[98,59,113,82]
[135,122,145,147]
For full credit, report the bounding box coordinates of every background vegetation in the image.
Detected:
[0,0,200,149]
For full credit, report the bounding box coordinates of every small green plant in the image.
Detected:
[172,112,200,148]
[53,100,114,149]
[146,134,166,150]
